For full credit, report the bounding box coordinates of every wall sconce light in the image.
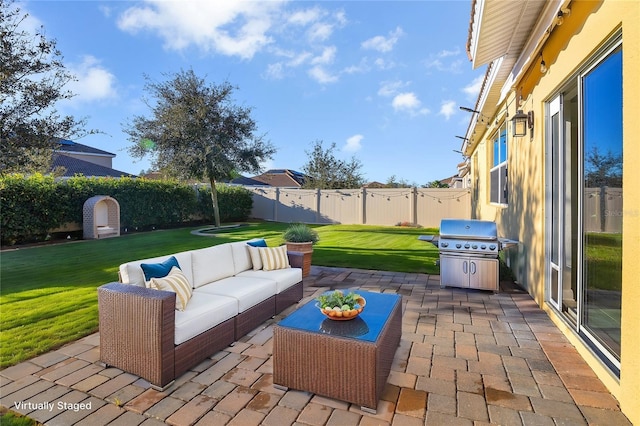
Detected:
[540,53,547,74]
[511,109,528,137]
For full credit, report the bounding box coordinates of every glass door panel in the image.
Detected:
[581,46,623,359]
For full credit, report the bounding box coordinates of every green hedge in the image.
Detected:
[0,174,253,245]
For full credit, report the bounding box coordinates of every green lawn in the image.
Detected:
[0,222,438,368]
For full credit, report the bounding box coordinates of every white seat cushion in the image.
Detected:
[119,251,193,287]
[174,292,238,345]
[194,276,276,313]
[237,268,302,294]
[191,245,235,288]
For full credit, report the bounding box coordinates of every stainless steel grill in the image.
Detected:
[438,219,501,292]
[438,219,500,256]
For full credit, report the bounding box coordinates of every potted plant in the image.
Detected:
[282,223,319,277]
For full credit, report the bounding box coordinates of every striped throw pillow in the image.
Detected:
[258,245,291,271]
[147,266,193,311]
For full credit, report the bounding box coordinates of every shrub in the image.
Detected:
[196,185,253,223]
[282,223,320,244]
[0,175,253,245]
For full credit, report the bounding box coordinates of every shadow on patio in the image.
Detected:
[0,266,631,425]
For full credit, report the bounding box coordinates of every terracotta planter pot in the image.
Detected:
[285,242,313,277]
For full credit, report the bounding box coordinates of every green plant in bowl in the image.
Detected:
[316,290,365,320]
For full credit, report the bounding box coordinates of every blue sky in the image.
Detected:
[23,0,485,184]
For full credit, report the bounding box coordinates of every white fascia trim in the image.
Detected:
[499,0,566,103]
[464,55,503,151]
[469,0,485,69]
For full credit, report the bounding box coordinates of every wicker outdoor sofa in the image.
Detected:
[97,239,303,390]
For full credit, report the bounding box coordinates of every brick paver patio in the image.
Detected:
[0,266,631,425]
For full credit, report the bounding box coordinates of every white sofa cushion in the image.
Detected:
[174,292,238,345]
[230,241,253,275]
[237,268,302,294]
[194,276,277,313]
[191,244,235,288]
[120,251,193,287]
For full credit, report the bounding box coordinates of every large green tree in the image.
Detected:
[301,140,364,189]
[0,0,89,175]
[124,69,275,227]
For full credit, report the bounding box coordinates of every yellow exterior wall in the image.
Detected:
[469,1,640,423]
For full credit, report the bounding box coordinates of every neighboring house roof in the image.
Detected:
[229,175,270,186]
[52,154,137,178]
[251,169,307,187]
[54,138,116,158]
[49,139,136,178]
[363,181,386,188]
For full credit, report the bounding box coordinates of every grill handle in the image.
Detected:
[470,262,476,275]
[463,261,468,274]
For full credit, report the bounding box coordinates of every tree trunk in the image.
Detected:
[209,177,221,228]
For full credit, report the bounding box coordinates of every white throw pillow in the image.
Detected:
[258,246,291,271]
[247,245,263,270]
[147,266,193,311]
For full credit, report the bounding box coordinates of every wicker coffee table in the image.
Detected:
[273,291,402,412]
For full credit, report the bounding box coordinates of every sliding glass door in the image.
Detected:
[546,37,622,371]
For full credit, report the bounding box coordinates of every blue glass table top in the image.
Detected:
[276,290,401,343]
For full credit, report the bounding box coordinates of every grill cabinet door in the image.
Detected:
[468,258,498,291]
[440,255,469,288]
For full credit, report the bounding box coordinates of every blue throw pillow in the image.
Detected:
[141,256,181,281]
[247,239,267,247]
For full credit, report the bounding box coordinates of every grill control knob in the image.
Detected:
[481,245,486,249]
[472,244,478,249]
[456,244,462,249]
[441,242,449,247]
[489,244,497,250]
[464,243,470,249]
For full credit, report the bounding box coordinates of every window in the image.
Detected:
[490,122,508,205]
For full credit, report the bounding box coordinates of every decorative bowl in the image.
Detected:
[316,295,366,321]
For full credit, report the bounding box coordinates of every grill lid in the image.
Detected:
[439,219,497,240]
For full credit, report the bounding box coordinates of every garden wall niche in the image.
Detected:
[83,195,120,239]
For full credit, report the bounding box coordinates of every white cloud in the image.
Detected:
[392,92,430,116]
[308,22,334,42]
[361,26,404,53]
[392,92,419,110]
[344,134,363,152]
[66,56,117,104]
[288,7,323,26]
[373,58,396,70]
[439,100,456,120]
[463,74,484,99]
[437,47,460,58]
[308,66,338,84]
[264,62,285,80]
[378,80,409,97]
[424,47,464,73]
[117,0,286,60]
[311,46,336,65]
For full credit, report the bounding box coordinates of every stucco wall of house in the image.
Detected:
[470,1,640,422]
